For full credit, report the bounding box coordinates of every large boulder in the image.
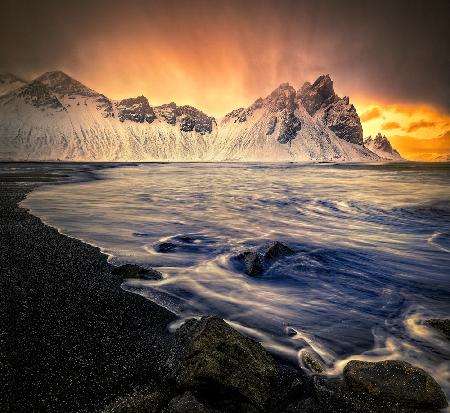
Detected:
[262,241,294,261]
[343,360,447,410]
[235,251,264,276]
[174,316,277,412]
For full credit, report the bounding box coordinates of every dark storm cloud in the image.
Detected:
[0,0,449,112]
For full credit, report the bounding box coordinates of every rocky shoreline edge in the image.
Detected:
[0,168,448,413]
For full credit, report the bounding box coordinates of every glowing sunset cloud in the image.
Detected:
[355,101,450,161]
[0,0,448,159]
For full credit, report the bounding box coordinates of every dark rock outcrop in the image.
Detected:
[111,264,163,280]
[15,81,64,110]
[235,242,294,277]
[266,116,277,135]
[117,96,156,124]
[235,251,265,276]
[297,75,338,117]
[278,111,301,144]
[297,75,363,145]
[154,103,215,134]
[343,360,447,410]
[323,96,363,145]
[174,316,277,412]
[96,94,115,118]
[262,241,294,261]
[154,241,177,253]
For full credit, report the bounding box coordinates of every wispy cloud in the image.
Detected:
[405,120,436,133]
[360,107,382,122]
[381,121,401,131]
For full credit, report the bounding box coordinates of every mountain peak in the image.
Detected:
[297,74,337,116]
[364,133,403,160]
[35,71,98,97]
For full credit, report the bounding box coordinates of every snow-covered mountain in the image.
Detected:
[0,70,380,162]
[364,133,403,160]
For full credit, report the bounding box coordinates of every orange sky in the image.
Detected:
[355,101,450,161]
[1,0,448,161]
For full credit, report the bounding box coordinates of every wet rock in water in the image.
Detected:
[235,251,264,276]
[162,392,218,413]
[176,235,196,243]
[263,241,294,261]
[425,318,450,340]
[155,241,177,253]
[343,360,448,410]
[175,316,277,412]
[286,327,297,337]
[102,390,164,413]
[111,263,163,280]
[301,351,324,373]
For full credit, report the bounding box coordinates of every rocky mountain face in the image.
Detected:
[0,70,380,161]
[364,133,403,160]
[297,75,363,145]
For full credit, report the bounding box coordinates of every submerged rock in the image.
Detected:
[235,241,294,277]
[175,316,277,412]
[425,318,450,340]
[235,251,264,276]
[343,360,447,410]
[263,241,294,261]
[111,263,162,280]
[301,351,324,374]
[155,241,177,253]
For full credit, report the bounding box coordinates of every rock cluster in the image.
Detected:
[235,241,294,276]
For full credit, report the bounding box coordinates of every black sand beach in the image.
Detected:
[0,164,447,413]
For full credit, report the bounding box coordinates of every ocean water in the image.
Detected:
[22,162,450,396]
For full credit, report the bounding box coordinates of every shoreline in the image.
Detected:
[0,171,178,412]
[1,165,447,413]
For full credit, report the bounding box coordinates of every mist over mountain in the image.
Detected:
[0,70,396,162]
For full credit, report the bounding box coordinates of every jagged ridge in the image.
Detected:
[0,70,381,162]
[364,133,403,160]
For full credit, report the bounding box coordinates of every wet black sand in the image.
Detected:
[0,169,177,412]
